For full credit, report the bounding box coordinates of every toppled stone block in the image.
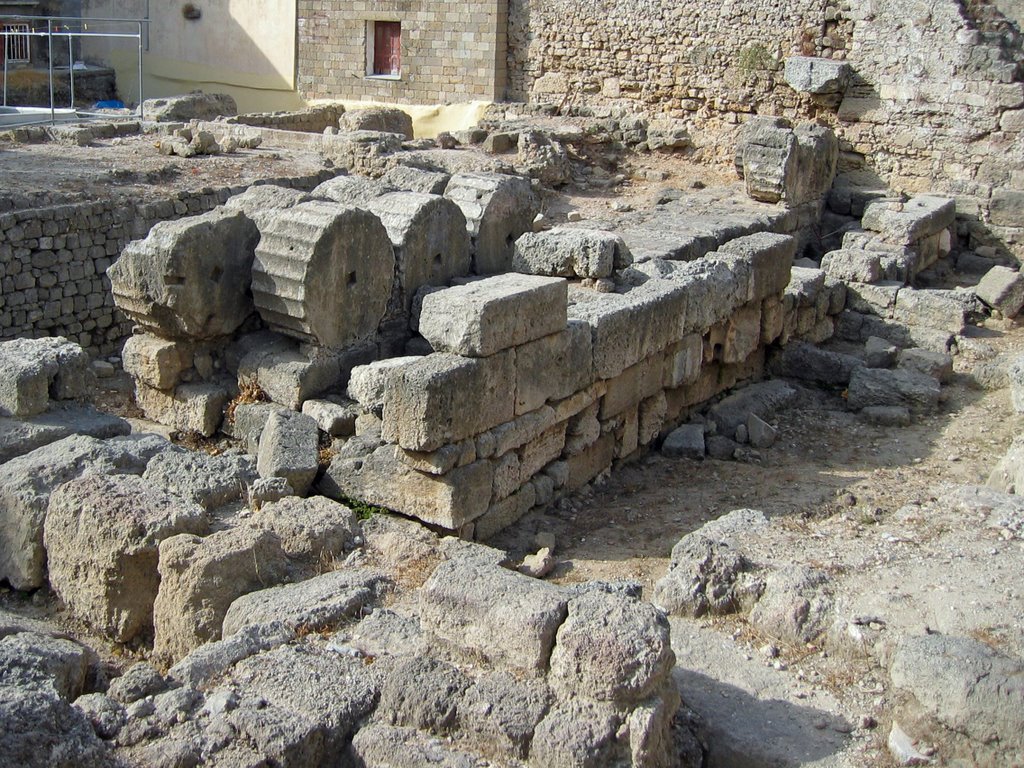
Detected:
[747,413,777,449]
[153,527,289,663]
[662,424,705,460]
[784,56,852,95]
[864,335,899,368]
[512,228,632,279]
[135,381,228,437]
[736,117,838,206]
[975,265,1024,318]
[340,106,414,139]
[143,91,238,122]
[0,337,93,418]
[367,192,472,311]
[321,445,493,529]
[419,558,568,674]
[109,209,260,340]
[251,201,395,348]
[381,165,451,195]
[444,173,540,274]
[121,334,191,391]
[820,249,882,283]
[862,196,955,245]
[898,348,953,383]
[223,184,312,229]
[310,175,394,206]
[300,398,358,437]
[348,357,423,412]
[769,341,861,386]
[847,367,940,414]
[0,631,91,700]
[252,496,360,561]
[142,449,256,510]
[256,410,319,497]
[517,130,571,186]
[419,274,567,357]
[43,474,207,642]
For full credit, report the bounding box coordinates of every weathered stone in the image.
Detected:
[381,351,515,452]
[223,184,312,229]
[153,527,289,663]
[460,672,552,758]
[311,174,394,205]
[121,334,191,391]
[747,413,777,449]
[514,322,593,415]
[222,567,387,636]
[300,398,358,437]
[708,380,797,436]
[236,338,359,410]
[340,106,414,138]
[512,228,632,279]
[975,265,1024,318]
[143,92,237,121]
[0,406,127,465]
[862,405,912,426]
[0,337,93,418]
[770,341,861,386]
[847,366,940,414]
[321,445,492,529]
[444,172,540,274]
[377,656,470,732]
[898,348,953,383]
[864,335,899,368]
[251,201,395,347]
[381,165,451,195]
[252,496,360,561]
[662,424,705,460]
[749,566,834,645]
[167,621,295,689]
[73,693,126,740]
[142,449,256,510]
[109,209,260,340]
[107,663,167,704]
[44,474,206,642]
[820,249,882,283]
[892,288,967,334]
[718,232,796,301]
[347,357,422,412]
[351,724,481,767]
[367,192,472,311]
[0,631,90,699]
[256,410,319,497]
[419,558,568,674]
[784,56,852,95]
[736,117,838,206]
[0,687,109,768]
[135,381,228,437]
[530,699,624,768]
[861,196,956,245]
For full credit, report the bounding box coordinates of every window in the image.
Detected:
[3,24,31,64]
[367,20,401,78]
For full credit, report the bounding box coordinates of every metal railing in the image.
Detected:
[1,15,149,125]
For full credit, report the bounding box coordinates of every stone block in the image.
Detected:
[348,357,424,411]
[662,423,704,460]
[320,446,493,530]
[43,474,206,642]
[845,281,901,317]
[142,448,256,510]
[419,558,567,674]
[784,56,851,95]
[300,398,358,437]
[989,188,1024,228]
[718,232,796,301]
[736,117,837,207]
[893,289,967,334]
[444,173,540,274]
[514,322,593,415]
[847,367,940,414]
[418,274,567,357]
[251,201,395,348]
[135,381,228,437]
[256,410,320,497]
[769,341,861,386]
[512,228,632,279]
[237,341,361,410]
[566,432,615,490]
[861,196,956,245]
[121,333,191,391]
[380,165,451,195]
[109,209,259,340]
[340,106,413,139]
[976,266,1024,318]
[223,184,311,230]
[382,352,515,452]
[228,401,290,454]
[898,348,954,383]
[708,380,797,436]
[475,483,538,540]
[311,175,394,206]
[819,249,882,283]
[252,496,360,561]
[0,337,92,418]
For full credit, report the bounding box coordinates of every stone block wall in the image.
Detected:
[227,106,346,134]
[0,172,334,355]
[296,0,508,104]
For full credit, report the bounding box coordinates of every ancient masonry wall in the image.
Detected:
[0,172,333,355]
[506,0,1024,254]
[296,0,508,104]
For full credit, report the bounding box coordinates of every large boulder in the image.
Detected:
[109,208,260,340]
[44,474,207,642]
[735,117,838,207]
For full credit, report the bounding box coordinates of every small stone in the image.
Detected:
[519,547,556,578]
[566,211,583,222]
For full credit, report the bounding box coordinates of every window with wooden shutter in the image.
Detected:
[371,21,401,77]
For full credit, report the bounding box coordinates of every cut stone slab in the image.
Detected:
[444,172,540,274]
[975,265,1024,318]
[381,165,451,195]
[256,410,319,497]
[135,381,229,437]
[367,192,472,311]
[43,474,207,642]
[892,288,967,334]
[419,274,567,357]
[0,404,130,465]
[718,232,796,301]
[109,208,260,340]
[222,567,387,636]
[847,366,941,414]
[142,449,257,510]
[235,336,363,410]
[661,424,705,460]
[251,495,360,561]
[144,91,237,121]
[0,337,93,418]
[121,333,192,391]
[897,348,953,383]
[820,249,881,283]
[735,117,838,207]
[512,228,632,279]
[153,527,289,664]
[419,558,568,674]
[300,398,358,437]
[784,56,852,95]
[341,106,414,138]
[251,201,395,348]
[861,196,956,245]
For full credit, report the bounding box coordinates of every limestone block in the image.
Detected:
[897,348,954,383]
[512,228,632,279]
[320,445,493,529]
[109,209,260,340]
[135,381,228,437]
[143,92,237,121]
[398,439,476,476]
[892,289,967,334]
[847,367,940,414]
[444,173,540,274]
[311,175,394,206]
[708,380,797,437]
[121,333,192,391]
[662,424,705,459]
[340,106,414,139]
[722,304,762,364]
[256,410,320,497]
[153,527,289,664]
[0,434,164,590]
[0,337,92,418]
[844,281,901,317]
[718,233,796,301]
[237,340,358,410]
[474,483,538,540]
[674,258,746,334]
[514,322,593,415]
[229,402,289,454]
[861,196,956,245]
[251,201,395,348]
[990,188,1024,228]
[567,432,615,490]
[382,352,514,452]
[770,341,861,386]
[223,184,311,230]
[142,449,256,510]
[419,558,567,674]
[300,398,358,437]
[820,249,882,283]
[419,274,567,358]
[43,474,207,642]
[480,406,559,460]
[784,57,852,95]
[736,117,837,207]
[367,192,471,311]
[976,266,1024,318]
[381,165,451,195]
[348,357,424,411]
[252,496,360,561]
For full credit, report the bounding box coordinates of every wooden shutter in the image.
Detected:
[373,22,401,76]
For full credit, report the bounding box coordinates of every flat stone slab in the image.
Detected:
[862,196,955,245]
[418,274,568,357]
[0,404,130,464]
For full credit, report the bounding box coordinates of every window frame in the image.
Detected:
[365,19,402,80]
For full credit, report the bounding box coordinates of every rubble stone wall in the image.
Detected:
[0,172,333,355]
[227,106,346,133]
[297,0,508,104]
